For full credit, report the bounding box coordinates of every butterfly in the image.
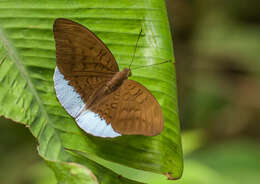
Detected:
[53,18,164,138]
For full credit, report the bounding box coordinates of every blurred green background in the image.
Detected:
[1,0,260,183]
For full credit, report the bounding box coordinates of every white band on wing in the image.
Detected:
[53,67,121,138]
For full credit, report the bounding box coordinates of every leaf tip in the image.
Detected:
[165,172,180,180]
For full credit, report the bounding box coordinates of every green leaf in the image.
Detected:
[0,0,183,183]
[47,159,99,184]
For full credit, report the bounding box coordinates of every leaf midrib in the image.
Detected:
[0,26,64,159]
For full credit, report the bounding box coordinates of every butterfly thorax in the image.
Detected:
[81,68,130,111]
[104,68,131,94]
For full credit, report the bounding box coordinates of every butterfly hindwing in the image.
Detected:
[114,80,164,136]
[90,86,121,125]
[90,80,164,136]
[54,67,121,138]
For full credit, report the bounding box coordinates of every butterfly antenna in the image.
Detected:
[129,28,143,70]
[131,60,172,70]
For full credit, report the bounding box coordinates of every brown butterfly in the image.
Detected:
[53,18,163,137]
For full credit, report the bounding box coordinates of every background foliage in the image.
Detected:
[1,0,260,184]
[169,0,260,183]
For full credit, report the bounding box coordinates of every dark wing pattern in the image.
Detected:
[90,80,164,136]
[89,86,121,126]
[53,18,119,104]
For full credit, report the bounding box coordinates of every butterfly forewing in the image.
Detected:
[53,18,119,75]
[53,18,119,105]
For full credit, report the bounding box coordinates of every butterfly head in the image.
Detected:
[122,68,132,78]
